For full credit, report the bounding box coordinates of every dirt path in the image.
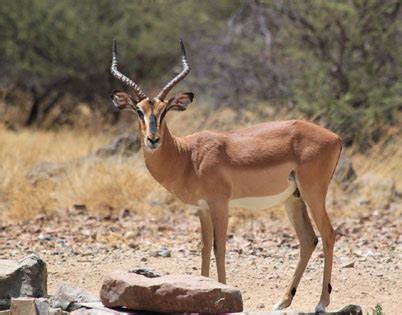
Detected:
[1,205,401,313]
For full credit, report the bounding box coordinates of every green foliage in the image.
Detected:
[368,303,384,315]
[0,0,239,125]
[276,0,402,149]
[0,0,238,90]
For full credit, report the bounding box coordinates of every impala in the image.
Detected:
[109,39,342,313]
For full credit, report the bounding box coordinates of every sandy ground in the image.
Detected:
[1,204,401,314]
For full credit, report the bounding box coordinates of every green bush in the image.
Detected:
[278,0,402,149]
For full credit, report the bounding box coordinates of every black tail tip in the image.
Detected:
[180,39,186,55]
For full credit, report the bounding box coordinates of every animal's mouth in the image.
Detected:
[144,139,160,150]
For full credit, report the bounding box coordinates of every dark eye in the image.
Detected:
[136,110,144,120]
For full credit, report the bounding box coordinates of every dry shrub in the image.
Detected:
[55,157,165,216]
[353,132,402,190]
[0,125,104,221]
[0,123,174,223]
[5,178,58,220]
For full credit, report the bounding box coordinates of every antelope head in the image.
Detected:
[110,40,194,151]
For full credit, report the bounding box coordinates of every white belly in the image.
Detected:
[229,181,297,210]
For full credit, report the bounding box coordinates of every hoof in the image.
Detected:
[272,300,291,311]
[315,303,326,313]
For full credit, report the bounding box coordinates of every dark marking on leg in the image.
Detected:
[288,170,296,181]
[328,283,332,294]
[291,287,296,297]
[289,170,301,198]
[314,238,319,247]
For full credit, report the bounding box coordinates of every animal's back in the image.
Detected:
[186,120,339,167]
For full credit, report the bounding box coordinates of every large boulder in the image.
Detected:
[0,254,47,300]
[100,272,243,313]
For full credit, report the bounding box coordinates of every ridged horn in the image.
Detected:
[157,39,190,101]
[111,40,147,100]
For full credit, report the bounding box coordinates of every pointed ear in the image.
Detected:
[166,92,194,112]
[110,89,137,110]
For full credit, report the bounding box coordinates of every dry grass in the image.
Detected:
[0,104,400,225]
[0,125,166,222]
[354,135,402,190]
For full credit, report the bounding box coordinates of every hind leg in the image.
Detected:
[273,193,318,310]
[307,199,335,313]
[297,178,336,313]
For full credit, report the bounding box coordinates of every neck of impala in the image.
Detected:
[142,122,189,189]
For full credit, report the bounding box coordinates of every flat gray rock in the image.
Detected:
[0,254,47,300]
[49,283,99,311]
[100,272,243,313]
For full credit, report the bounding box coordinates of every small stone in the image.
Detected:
[128,268,161,278]
[72,205,87,214]
[342,261,355,268]
[337,304,362,314]
[10,298,37,315]
[157,247,171,257]
[123,231,136,240]
[35,297,50,314]
[49,307,63,315]
[119,209,131,222]
[257,303,265,309]
[49,284,99,311]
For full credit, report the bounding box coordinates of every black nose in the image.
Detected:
[147,137,160,145]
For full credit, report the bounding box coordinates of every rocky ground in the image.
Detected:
[1,202,401,314]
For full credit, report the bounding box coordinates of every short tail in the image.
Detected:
[329,136,343,181]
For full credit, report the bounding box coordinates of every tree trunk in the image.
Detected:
[25,77,70,126]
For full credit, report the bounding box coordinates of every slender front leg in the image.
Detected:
[197,208,213,277]
[208,200,229,284]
